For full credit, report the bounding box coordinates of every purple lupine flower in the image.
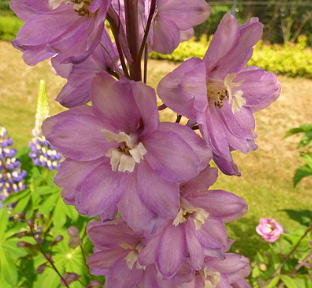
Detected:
[29,136,62,170]
[138,166,247,277]
[51,30,122,108]
[0,125,27,206]
[11,0,111,65]
[158,12,281,175]
[43,72,211,230]
[174,254,251,288]
[256,218,284,243]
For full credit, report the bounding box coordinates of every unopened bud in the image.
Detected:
[17,241,32,247]
[26,219,34,227]
[67,226,79,237]
[17,232,26,238]
[68,235,82,248]
[50,235,63,247]
[14,213,24,220]
[60,272,80,286]
[35,214,44,219]
[36,263,46,274]
[36,236,45,244]
[86,280,101,288]
[45,253,53,263]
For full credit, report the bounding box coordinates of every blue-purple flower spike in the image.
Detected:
[28,80,62,170]
[0,124,27,206]
[29,136,62,170]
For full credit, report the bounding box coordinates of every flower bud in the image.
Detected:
[17,241,32,247]
[60,272,80,286]
[68,236,82,248]
[36,263,46,274]
[26,219,34,227]
[67,226,79,237]
[17,232,26,238]
[86,280,101,288]
[50,235,64,246]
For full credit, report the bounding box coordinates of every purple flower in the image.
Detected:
[174,254,251,288]
[111,0,210,55]
[148,0,211,54]
[87,219,181,287]
[256,218,284,242]
[29,136,62,170]
[43,72,211,230]
[138,166,247,277]
[157,13,281,175]
[0,125,27,206]
[51,30,122,108]
[11,0,111,65]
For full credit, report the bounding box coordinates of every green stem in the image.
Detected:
[266,222,312,286]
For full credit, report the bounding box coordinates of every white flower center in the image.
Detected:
[207,73,245,114]
[49,0,93,16]
[102,129,147,173]
[202,268,221,288]
[120,243,146,270]
[173,199,209,230]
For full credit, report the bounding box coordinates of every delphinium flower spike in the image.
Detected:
[158,12,281,175]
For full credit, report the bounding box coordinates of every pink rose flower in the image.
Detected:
[256,218,284,242]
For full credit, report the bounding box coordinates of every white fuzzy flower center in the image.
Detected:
[49,0,93,16]
[173,199,209,230]
[202,268,221,288]
[120,243,146,270]
[102,129,147,173]
[207,73,246,114]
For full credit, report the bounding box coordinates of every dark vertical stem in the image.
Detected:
[138,0,157,61]
[29,225,69,288]
[143,44,148,84]
[124,0,141,81]
[106,9,130,78]
[80,244,94,280]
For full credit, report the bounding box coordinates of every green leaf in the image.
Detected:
[53,197,67,228]
[0,206,9,241]
[252,265,260,278]
[33,265,63,288]
[4,223,27,239]
[63,202,79,222]
[3,189,30,205]
[267,277,280,288]
[37,193,59,215]
[33,186,59,196]
[284,124,312,138]
[281,276,298,288]
[12,195,31,214]
[1,237,36,258]
[0,246,18,286]
[294,165,312,187]
[298,131,312,148]
[301,153,312,168]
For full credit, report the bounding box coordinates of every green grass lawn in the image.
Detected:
[0,40,311,259]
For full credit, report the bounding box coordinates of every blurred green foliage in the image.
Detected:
[0,16,23,41]
[150,34,312,78]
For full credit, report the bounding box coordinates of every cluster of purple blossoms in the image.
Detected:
[0,125,27,206]
[11,0,281,286]
[29,136,62,170]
